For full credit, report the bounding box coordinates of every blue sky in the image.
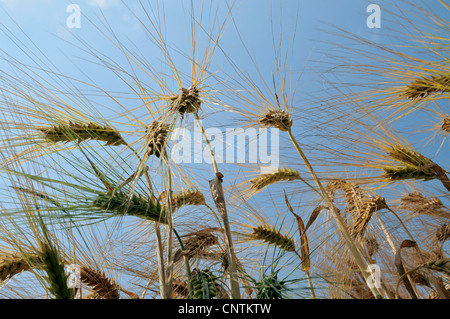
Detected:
[0,0,449,299]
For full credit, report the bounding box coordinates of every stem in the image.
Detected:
[287,129,383,299]
[163,152,174,299]
[305,270,316,299]
[154,222,167,299]
[194,112,240,298]
[195,112,219,173]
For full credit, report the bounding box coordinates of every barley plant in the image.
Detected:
[0,0,448,301]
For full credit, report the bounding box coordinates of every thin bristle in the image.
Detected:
[39,121,126,146]
[258,110,292,131]
[251,226,296,252]
[250,168,302,191]
[80,266,120,299]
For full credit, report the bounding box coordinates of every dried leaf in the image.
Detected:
[395,240,418,299]
[285,192,310,271]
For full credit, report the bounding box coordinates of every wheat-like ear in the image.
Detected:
[402,73,450,100]
[383,145,440,182]
[93,191,167,224]
[38,242,75,299]
[171,189,206,208]
[258,110,292,131]
[80,266,120,299]
[351,196,387,239]
[39,121,126,146]
[250,225,296,253]
[400,192,450,219]
[145,121,170,158]
[174,229,219,263]
[441,116,450,133]
[169,86,202,117]
[249,168,303,191]
[364,237,379,258]
[190,268,223,299]
[0,252,41,282]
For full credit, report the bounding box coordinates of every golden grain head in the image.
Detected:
[441,116,450,133]
[170,86,201,116]
[364,237,379,257]
[145,121,170,158]
[258,110,292,131]
[172,190,206,208]
[80,266,120,299]
[402,73,450,100]
[250,168,302,191]
[351,196,387,239]
[0,253,40,282]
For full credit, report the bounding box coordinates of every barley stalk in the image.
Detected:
[39,121,126,146]
[249,168,303,191]
[174,230,219,263]
[436,223,450,242]
[251,226,296,253]
[0,252,40,282]
[351,196,387,239]
[402,73,450,100]
[441,116,450,133]
[171,190,206,208]
[80,266,120,299]
[145,121,170,158]
[169,86,201,117]
[93,191,167,224]
[258,110,292,132]
[38,242,74,299]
